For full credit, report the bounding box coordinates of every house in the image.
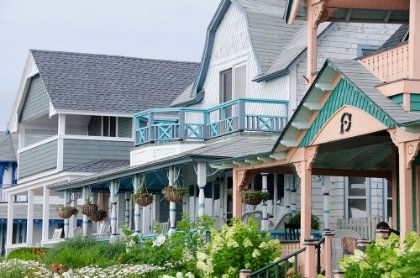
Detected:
[27,0,401,244]
[2,50,199,253]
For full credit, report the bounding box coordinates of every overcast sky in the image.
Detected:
[0,0,220,131]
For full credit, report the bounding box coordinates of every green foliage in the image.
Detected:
[240,187,271,202]
[161,185,189,196]
[6,247,48,261]
[196,217,283,277]
[55,204,78,216]
[42,236,126,268]
[339,232,420,277]
[121,213,214,276]
[287,210,322,231]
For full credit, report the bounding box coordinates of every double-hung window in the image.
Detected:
[346,177,368,218]
[219,63,247,118]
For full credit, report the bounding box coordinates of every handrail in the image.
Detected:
[315,237,325,275]
[247,247,306,278]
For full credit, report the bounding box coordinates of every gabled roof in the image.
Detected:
[378,24,409,51]
[188,0,334,99]
[30,50,199,114]
[0,133,18,162]
[272,58,420,152]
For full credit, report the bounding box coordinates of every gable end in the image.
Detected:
[20,74,50,122]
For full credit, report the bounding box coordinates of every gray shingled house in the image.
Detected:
[33,0,401,244]
[3,49,199,253]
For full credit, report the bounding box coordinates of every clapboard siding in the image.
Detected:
[20,75,50,122]
[18,140,57,178]
[118,117,132,138]
[62,139,132,170]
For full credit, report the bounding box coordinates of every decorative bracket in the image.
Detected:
[310,1,336,28]
[405,140,420,169]
[237,170,257,190]
[306,145,319,170]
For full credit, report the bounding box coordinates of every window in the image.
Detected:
[385,181,392,219]
[219,63,247,118]
[102,116,117,137]
[346,177,368,218]
[356,45,380,58]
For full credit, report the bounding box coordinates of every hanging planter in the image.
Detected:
[162,186,188,202]
[81,203,99,217]
[132,192,154,207]
[240,187,270,206]
[56,205,78,219]
[88,209,107,223]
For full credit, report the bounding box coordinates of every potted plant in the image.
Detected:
[80,201,99,217]
[287,210,322,231]
[56,205,78,219]
[131,191,154,207]
[88,209,107,223]
[162,185,188,202]
[240,187,270,205]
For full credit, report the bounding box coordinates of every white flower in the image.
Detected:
[153,234,166,246]
[227,238,239,248]
[176,272,183,278]
[185,272,195,278]
[252,249,261,258]
[197,251,207,261]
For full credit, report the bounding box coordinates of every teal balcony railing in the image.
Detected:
[134,98,288,146]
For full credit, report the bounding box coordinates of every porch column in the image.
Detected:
[306,2,318,86]
[168,166,181,234]
[293,146,318,278]
[64,190,70,238]
[125,192,130,226]
[322,176,331,231]
[409,0,420,79]
[133,175,141,235]
[6,193,14,245]
[109,180,120,241]
[42,185,50,241]
[284,174,291,214]
[261,173,269,231]
[291,177,297,214]
[273,174,278,218]
[398,142,414,237]
[197,162,207,217]
[232,169,243,218]
[26,189,34,246]
[82,186,91,237]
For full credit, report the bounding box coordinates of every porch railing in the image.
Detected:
[359,42,409,83]
[134,98,288,145]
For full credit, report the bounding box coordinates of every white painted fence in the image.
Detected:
[336,216,392,241]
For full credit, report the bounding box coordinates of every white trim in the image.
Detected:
[5,171,94,195]
[18,134,134,154]
[53,109,133,118]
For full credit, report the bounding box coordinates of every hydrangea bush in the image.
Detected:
[339,232,420,277]
[196,217,282,277]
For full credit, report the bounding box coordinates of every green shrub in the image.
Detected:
[43,236,126,268]
[6,247,48,261]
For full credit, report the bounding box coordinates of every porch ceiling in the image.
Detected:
[313,133,393,172]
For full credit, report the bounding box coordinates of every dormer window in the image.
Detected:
[219,63,247,117]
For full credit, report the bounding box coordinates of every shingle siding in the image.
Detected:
[18,140,57,178]
[62,139,132,170]
[88,116,102,136]
[118,117,132,138]
[20,75,50,122]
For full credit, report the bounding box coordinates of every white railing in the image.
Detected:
[336,215,392,241]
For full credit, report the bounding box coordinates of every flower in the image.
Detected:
[153,234,166,247]
[197,251,207,261]
[117,257,122,262]
[243,237,253,247]
[252,249,261,258]
[176,272,183,278]
[286,269,293,275]
[240,186,270,202]
[227,238,239,248]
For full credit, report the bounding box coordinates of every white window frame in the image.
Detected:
[100,116,119,137]
[345,177,371,218]
[219,60,248,103]
[383,179,392,219]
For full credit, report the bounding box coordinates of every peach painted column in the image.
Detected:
[232,169,242,218]
[306,3,318,86]
[293,146,318,278]
[323,231,334,278]
[409,0,420,79]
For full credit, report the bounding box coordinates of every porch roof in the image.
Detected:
[285,0,409,24]
[48,133,278,191]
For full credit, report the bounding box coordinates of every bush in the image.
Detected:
[6,247,48,261]
[43,236,126,268]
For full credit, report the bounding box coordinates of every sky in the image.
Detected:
[0,0,221,131]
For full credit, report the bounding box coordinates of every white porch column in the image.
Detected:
[284,175,291,214]
[57,114,66,172]
[26,189,34,246]
[142,205,151,234]
[168,167,176,234]
[133,175,141,235]
[63,190,70,238]
[219,179,225,218]
[291,175,298,214]
[42,186,50,241]
[109,180,120,241]
[18,124,26,149]
[125,192,130,226]
[273,174,278,218]
[322,176,331,231]
[6,194,14,245]
[82,186,91,237]
[261,173,269,231]
[197,162,207,217]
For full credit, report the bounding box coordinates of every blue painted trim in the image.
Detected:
[0,163,6,185]
[323,210,330,213]
[170,209,177,212]
[111,217,117,220]
[198,204,205,209]
[134,214,141,217]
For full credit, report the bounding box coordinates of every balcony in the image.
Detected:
[359,42,409,83]
[134,98,288,146]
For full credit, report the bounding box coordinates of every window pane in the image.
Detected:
[387,200,392,218]
[103,117,109,137]
[348,177,366,196]
[110,117,116,137]
[348,199,367,218]
[220,69,233,118]
[387,181,392,198]
[235,65,246,98]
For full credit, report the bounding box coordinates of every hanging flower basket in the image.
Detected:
[242,195,262,205]
[88,209,107,223]
[132,192,154,207]
[164,192,184,202]
[81,203,99,217]
[56,205,78,219]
